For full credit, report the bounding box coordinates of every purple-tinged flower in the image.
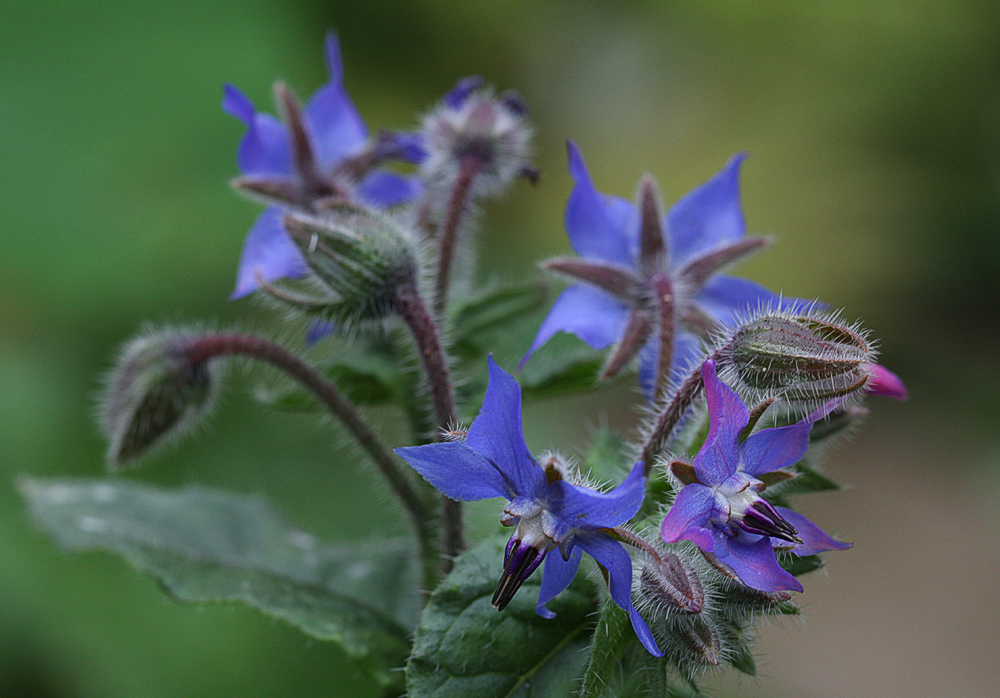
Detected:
[223,33,425,299]
[420,76,536,199]
[866,364,907,400]
[660,359,850,593]
[395,357,662,656]
[524,141,801,398]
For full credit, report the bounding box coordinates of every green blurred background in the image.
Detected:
[2,1,998,696]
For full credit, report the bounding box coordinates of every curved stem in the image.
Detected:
[185,332,442,592]
[433,155,480,318]
[394,286,465,565]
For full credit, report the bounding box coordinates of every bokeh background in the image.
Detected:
[2,1,999,696]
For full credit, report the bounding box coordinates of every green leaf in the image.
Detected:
[727,642,757,676]
[451,280,549,353]
[407,538,597,698]
[581,428,633,483]
[20,478,418,692]
[255,350,402,411]
[578,602,633,698]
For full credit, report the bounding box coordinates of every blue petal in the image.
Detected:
[547,461,645,531]
[523,285,629,363]
[576,533,662,656]
[443,75,484,110]
[740,422,811,476]
[356,171,423,208]
[306,320,336,344]
[564,141,637,267]
[693,360,749,484]
[637,330,703,399]
[667,153,747,267]
[465,357,547,498]
[231,207,307,299]
[395,441,512,501]
[777,507,852,556]
[536,546,582,619]
[660,484,715,551]
[223,84,292,176]
[304,33,368,169]
[714,530,802,592]
[378,131,428,164]
[694,275,780,326]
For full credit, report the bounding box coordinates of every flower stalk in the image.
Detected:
[184,332,444,592]
[393,284,464,563]
[433,154,481,317]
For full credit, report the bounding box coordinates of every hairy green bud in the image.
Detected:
[283,201,419,324]
[99,327,219,468]
[716,309,876,409]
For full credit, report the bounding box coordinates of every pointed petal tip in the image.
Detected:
[222,84,255,123]
[323,31,344,83]
[867,364,908,401]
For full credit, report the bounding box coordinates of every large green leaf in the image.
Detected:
[20,478,419,692]
[407,538,597,698]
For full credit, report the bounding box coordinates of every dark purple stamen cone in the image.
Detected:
[492,538,544,610]
[738,499,802,544]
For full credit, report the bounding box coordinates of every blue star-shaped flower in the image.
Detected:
[660,359,851,592]
[223,33,425,299]
[396,357,662,656]
[524,141,799,397]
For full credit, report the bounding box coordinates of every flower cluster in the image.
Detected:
[66,31,908,698]
[523,141,802,398]
[396,357,661,656]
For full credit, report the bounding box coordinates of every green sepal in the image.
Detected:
[763,462,839,508]
[778,552,824,577]
[406,538,597,698]
[20,478,418,692]
[727,641,757,676]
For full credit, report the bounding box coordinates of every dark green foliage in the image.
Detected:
[20,478,419,692]
[406,539,597,698]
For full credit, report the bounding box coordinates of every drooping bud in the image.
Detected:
[639,550,705,615]
[283,201,419,324]
[420,78,534,199]
[100,327,220,468]
[715,309,876,409]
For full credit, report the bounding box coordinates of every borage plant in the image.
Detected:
[22,33,907,698]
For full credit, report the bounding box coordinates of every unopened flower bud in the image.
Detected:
[639,550,705,615]
[283,201,419,323]
[677,616,722,667]
[100,327,219,468]
[420,78,533,199]
[716,310,876,409]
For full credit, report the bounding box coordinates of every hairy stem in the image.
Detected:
[185,332,442,592]
[641,353,718,474]
[433,155,480,318]
[394,285,465,566]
